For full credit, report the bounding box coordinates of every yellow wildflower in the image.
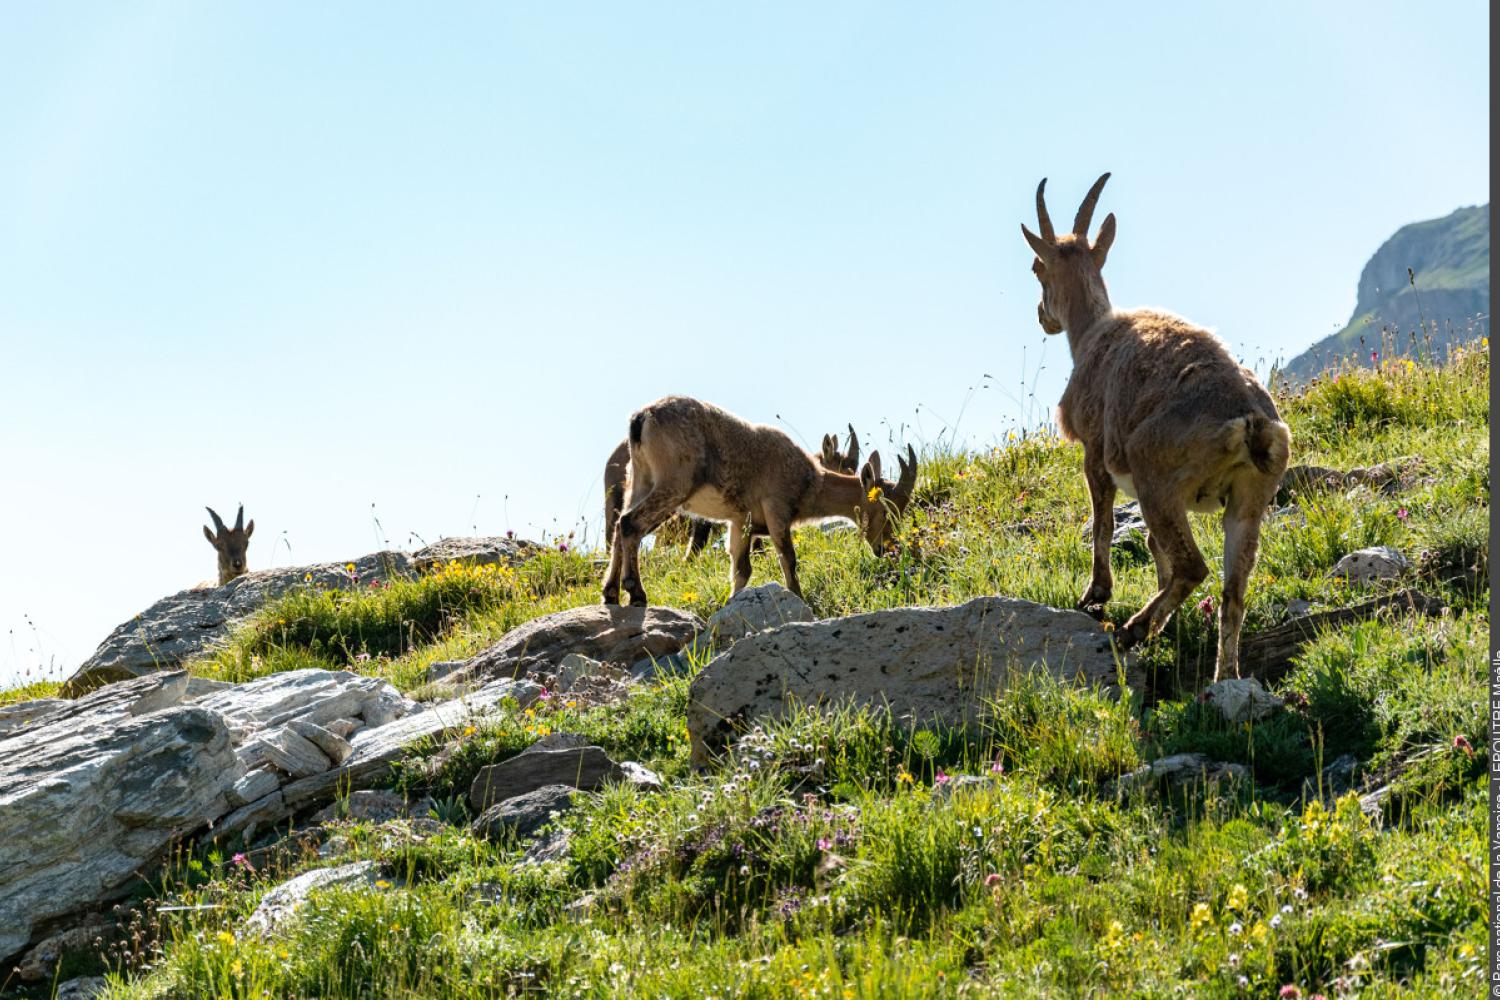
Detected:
[216,930,236,946]
[1101,919,1126,953]
[375,879,392,889]
[230,959,244,977]
[461,725,476,737]
[1227,883,1248,911]
[1189,902,1213,935]
[867,486,883,502]
[345,563,356,573]
[896,769,915,785]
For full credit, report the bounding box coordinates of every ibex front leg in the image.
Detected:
[1078,450,1117,619]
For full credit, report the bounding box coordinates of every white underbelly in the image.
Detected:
[681,485,740,522]
[1111,473,1137,499]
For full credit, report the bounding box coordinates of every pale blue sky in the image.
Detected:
[0,3,1488,685]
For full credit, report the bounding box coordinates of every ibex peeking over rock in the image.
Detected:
[1021,173,1290,681]
[203,505,254,585]
[603,398,915,605]
[602,424,863,558]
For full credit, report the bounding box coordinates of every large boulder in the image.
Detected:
[687,596,1133,767]
[194,669,419,743]
[471,784,579,841]
[0,672,239,962]
[464,605,704,682]
[410,535,534,573]
[1330,546,1410,584]
[704,582,814,645]
[62,551,414,693]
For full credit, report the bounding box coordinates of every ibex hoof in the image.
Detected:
[1076,600,1108,622]
[601,591,620,606]
[1113,619,1152,652]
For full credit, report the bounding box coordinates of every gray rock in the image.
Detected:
[323,717,363,739]
[183,677,236,700]
[687,596,1134,768]
[1201,678,1284,724]
[470,746,623,811]
[1302,754,1362,803]
[312,789,434,825]
[62,552,414,693]
[244,860,381,938]
[239,726,333,779]
[629,651,695,683]
[519,828,573,865]
[619,761,664,791]
[704,582,814,644]
[0,672,238,962]
[554,653,612,691]
[13,919,113,982]
[228,767,281,807]
[517,732,592,755]
[470,784,579,841]
[426,659,470,685]
[465,605,704,681]
[1330,546,1410,584]
[1081,502,1149,551]
[1116,753,1251,796]
[0,698,70,738]
[214,790,285,844]
[56,976,109,1000]
[287,719,354,764]
[411,535,534,574]
[1284,598,1314,619]
[195,669,419,743]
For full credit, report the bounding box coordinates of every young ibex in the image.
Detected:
[602,398,915,605]
[203,505,254,585]
[602,424,863,558]
[1021,173,1290,681]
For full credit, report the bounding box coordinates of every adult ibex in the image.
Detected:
[1021,173,1290,681]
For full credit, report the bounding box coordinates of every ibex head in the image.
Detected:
[819,424,860,474]
[857,444,918,553]
[203,505,254,585]
[1020,172,1116,335]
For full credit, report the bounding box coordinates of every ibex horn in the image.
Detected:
[205,507,227,535]
[894,444,918,505]
[1073,172,1111,238]
[845,424,860,467]
[1035,178,1055,242]
[233,505,245,531]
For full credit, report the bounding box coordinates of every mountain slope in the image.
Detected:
[1282,204,1489,381]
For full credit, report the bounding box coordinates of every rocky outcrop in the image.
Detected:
[64,537,536,694]
[1277,458,1424,504]
[0,667,541,965]
[0,673,238,962]
[687,596,1134,767]
[704,582,814,645]
[1081,502,1149,554]
[1115,753,1251,797]
[463,605,703,683]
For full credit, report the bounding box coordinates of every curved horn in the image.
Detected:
[1035,178,1055,242]
[205,506,227,535]
[1073,172,1111,238]
[845,424,860,470]
[893,444,918,507]
[233,505,245,531]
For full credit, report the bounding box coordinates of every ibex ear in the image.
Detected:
[1021,224,1053,261]
[203,524,218,547]
[1092,213,1116,266]
[244,519,255,538]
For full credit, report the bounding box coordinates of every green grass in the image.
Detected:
[2,347,1487,998]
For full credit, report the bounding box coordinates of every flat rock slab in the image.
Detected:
[1330,546,1410,584]
[470,746,622,811]
[0,672,237,963]
[687,596,1134,768]
[0,698,72,738]
[244,861,381,938]
[411,536,535,573]
[471,784,579,841]
[465,605,704,681]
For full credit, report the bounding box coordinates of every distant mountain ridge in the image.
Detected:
[1281,203,1488,381]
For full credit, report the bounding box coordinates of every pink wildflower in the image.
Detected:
[1454,734,1474,757]
[1278,987,1302,999]
[1396,507,1408,521]
[983,873,1002,888]
[231,852,252,870]
[989,758,1004,774]
[816,838,832,851]
[1197,595,1215,617]
[934,768,951,786]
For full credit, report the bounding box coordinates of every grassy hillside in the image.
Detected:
[1282,205,1489,382]
[9,346,1489,998]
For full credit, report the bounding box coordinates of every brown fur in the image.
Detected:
[203,505,254,586]
[1022,174,1291,681]
[602,398,915,605]
[602,424,862,558]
